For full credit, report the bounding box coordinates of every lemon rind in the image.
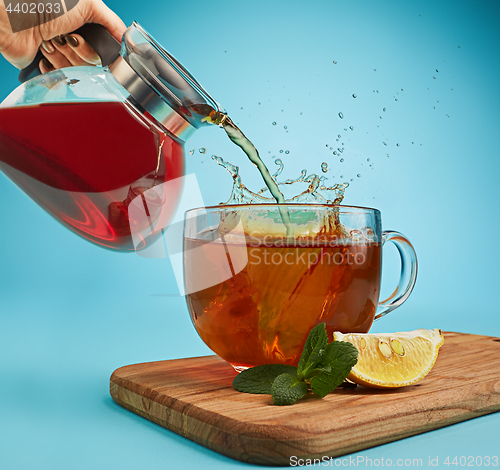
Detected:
[334,329,444,389]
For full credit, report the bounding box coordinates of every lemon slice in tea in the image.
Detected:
[333,329,444,389]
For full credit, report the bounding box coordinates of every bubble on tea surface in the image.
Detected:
[357,174,361,178]
[338,112,344,119]
[285,150,290,154]
[275,158,282,165]
[352,94,357,98]
[284,125,288,129]
[321,162,328,173]
[349,126,354,131]
[340,158,344,163]
[272,121,277,126]
[338,134,342,138]
[333,60,337,64]
[280,150,284,153]
[383,107,386,112]
[189,149,195,155]
[199,147,207,154]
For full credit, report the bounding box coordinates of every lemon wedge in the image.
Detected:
[333,329,444,389]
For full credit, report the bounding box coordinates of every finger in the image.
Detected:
[40,39,73,69]
[64,34,101,65]
[87,1,127,42]
[39,57,54,74]
[50,36,88,67]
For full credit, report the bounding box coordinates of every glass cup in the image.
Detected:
[183,204,417,371]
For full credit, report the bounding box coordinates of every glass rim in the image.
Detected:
[185,203,381,216]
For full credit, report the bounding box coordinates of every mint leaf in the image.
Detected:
[309,341,358,397]
[271,373,309,406]
[232,364,297,394]
[297,322,328,379]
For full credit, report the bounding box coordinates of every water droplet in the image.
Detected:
[338,112,344,119]
[333,60,337,64]
[275,158,282,165]
[349,126,354,131]
[367,158,370,162]
[284,125,288,129]
[357,174,361,178]
[285,150,290,154]
[279,150,284,153]
[189,149,195,155]
[352,94,357,98]
[272,121,277,126]
[340,158,344,163]
[395,98,398,101]
[333,151,337,155]
[199,147,206,154]
[396,143,400,147]
[326,144,329,147]
[338,134,342,138]
[321,162,328,173]
[383,108,386,112]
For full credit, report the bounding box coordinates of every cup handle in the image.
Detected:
[375,230,418,320]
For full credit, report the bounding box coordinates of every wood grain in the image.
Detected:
[109,332,500,466]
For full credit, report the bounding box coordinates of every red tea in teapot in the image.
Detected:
[0,100,184,251]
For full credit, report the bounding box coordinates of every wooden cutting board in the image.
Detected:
[110,332,500,465]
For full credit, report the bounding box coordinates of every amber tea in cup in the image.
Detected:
[184,204,417,371]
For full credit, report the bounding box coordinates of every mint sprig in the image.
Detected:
[232,323,358,405]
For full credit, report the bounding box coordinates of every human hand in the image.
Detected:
[0,0,125,71]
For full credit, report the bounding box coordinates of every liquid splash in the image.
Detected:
[212,155,348,206]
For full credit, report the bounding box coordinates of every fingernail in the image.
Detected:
[52,35,66,46]
[41,57,54,71]
[41,41,55,53]
[65,35,79,48]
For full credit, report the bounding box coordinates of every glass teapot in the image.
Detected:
[0,22,226,251]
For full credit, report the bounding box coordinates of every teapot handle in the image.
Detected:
[18,23,121,83]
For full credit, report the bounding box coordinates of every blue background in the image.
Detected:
[1,0,499,468]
